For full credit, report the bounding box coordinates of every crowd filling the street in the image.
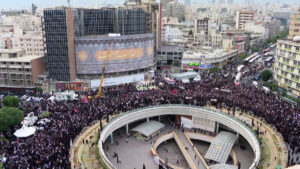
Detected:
[0,65,299,169]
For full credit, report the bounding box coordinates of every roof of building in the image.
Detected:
[158,44,183,52]
[205,131,238,164]
[183,49,236,60]
[131,121,165,137]
[0,49,24,54]
[209,164,238,169]
[170,71,198,80]
[0,55,44,62]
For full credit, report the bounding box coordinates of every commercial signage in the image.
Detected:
[55,82,85,91]
[199,65,212,69]
[188,62,199,67]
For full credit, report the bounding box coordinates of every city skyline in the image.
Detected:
[0,0,299,10]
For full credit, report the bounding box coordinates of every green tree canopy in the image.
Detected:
[210,66,220,73]
[2,96,19,107]
[252,47,259,52]
[0,107,23,132]
[239,53,248,61]
[40,111,51,118]
[260,70,273,81]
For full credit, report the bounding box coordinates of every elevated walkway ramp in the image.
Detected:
[204,131,238,163]
[174,131,207,169]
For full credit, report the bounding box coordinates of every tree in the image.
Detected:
[188,30,193,36]
[0,107,23,132]
[210,66,219,73]
[239,53,248,61]
[271,83,279,92]
[40,111,51,118]
[252,47,259,52]
[260,70,272,81]
[2,96,19,107]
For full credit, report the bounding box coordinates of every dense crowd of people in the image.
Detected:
[0,69,299,168]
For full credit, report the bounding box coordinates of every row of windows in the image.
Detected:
[276,68,300,80]
[280,44,300,51]
[0,62,30,65]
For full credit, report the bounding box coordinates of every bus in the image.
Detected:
[269,43,276,49]
[249,55,261,64]
[237,65,245,72]
[244,52,258,64]
[264,56,273,66]
[235,72,242,84]
[263,48,270,53]
[263,52,274,57]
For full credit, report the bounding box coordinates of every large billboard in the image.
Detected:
[75,34,154,74]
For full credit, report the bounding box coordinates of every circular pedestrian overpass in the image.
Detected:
[98,105,260,169]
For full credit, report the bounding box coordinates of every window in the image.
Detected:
[294,29,299,32]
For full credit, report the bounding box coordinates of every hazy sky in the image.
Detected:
[0,0,299,10]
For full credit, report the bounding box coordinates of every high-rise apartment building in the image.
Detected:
[164,1,185,22]
[227,0,234,4]
[274,13,300,97]
[274,39,300,97]
[184,0,191,6]
[194,18,211,45]
[288,13,300,40]
[161,0,175,7]
[236,10,254,30]
[126,0,162,48]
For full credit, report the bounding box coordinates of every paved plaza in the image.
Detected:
[103,120,255,169]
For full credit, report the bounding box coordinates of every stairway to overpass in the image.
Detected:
[174,131,207,169]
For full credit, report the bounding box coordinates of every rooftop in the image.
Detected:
[131,121,165,137]
[0,55,44,62]
[278,39,300,46]
[158,44,183,52]
[170,71,198,80]
[183,48,237,59]
[0,49,24,54]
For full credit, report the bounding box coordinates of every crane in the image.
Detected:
[96,41,113,98]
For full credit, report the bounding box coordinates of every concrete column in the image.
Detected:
[110,133,113,143]
[126,124,129,135]
[158,115,161,122]
[215,122,219,134]
[147,117,149,122]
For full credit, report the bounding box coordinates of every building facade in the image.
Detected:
[156,44,183,70]
[43,8,76,81]
[75,34,154,80]
[163,26,183,43]
[164,1,185,22]
[117,8,146,35]
[73,8,115,37]
[236,10,254,30]
[288,13,300,40]
[0,49,45,90]
[194,18,210,45]
[274,39,300,97]
[43,7,149,81]
[181,48,237,71]
[19,32,44,56]
[130,0,162,48]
